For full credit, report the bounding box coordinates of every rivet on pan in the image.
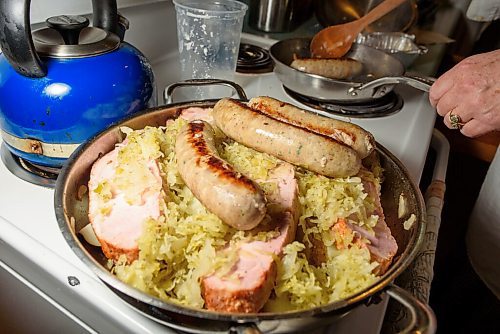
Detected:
[77,184,88,201]
[30,140,43,154]
[67,276,80,286]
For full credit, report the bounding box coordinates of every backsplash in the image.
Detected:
[30,0,168,23]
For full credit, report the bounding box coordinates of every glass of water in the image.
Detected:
[173,0,248,100]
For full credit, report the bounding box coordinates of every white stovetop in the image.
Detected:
[0,31,436,334]
[155,32,437,183]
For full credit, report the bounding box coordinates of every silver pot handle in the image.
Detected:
[386,284,437,334]
[163,79,248,104]
[349,75,436,97]
[230,284,436,334]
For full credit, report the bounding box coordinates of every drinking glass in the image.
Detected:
[173,0,248,100]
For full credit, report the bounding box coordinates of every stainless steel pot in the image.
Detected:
[270,38,434,102]
[247,0,314,33]
[54,79,436,334]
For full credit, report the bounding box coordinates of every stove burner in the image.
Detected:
[1,143,58,188]
[283,86,404,118]
[237,43,273,74]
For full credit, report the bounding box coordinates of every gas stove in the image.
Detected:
[0,3,436,333]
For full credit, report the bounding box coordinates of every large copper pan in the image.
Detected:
[54,80,435,333]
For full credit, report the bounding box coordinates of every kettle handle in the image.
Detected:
[92,0,119,37]
[0,0,120,78]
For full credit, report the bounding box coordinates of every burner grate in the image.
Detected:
[283,86,404,118]
[1,143,58,188]
[236,43,274,74]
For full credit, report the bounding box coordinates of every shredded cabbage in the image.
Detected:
[110,117,384,311]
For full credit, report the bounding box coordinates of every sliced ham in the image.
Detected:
[201,162,299,313]
[348,170,398,275]
[303,169,397,275]
[179,106,214,124]
[88,145,163,263]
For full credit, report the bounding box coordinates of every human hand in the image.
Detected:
[429,49,500,137]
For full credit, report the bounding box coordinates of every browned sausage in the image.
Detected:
[248,96,375,159]
[212,98,361,178]
[175,120,267,230]
[290,58,363,80]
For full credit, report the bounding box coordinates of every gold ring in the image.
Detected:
[449,112,465,130]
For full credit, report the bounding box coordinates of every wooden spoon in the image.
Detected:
[310,0,408,58]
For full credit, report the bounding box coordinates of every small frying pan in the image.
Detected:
[270,38,435,103]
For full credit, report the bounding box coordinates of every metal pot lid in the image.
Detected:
[32,15,120,58]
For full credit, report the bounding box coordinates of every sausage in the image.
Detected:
[290,58,363,80]
[248,96,375,158]
[175,120,267,230]
[212,98,361,178]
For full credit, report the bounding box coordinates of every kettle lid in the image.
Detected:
[32,15,120,58]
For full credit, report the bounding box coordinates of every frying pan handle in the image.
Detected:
[385,284,437,334]
[349,75,436,98]
[163,79,248,104]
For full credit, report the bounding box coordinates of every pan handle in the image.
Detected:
[385,284,437,334]
[163,79,248,104]
[349,74,436,97]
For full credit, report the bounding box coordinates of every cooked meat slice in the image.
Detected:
[299,218,328,267]
[300,217,365,267]
[88,146,163,263]
[347,171,397,275]
[201,246,277,313]
[179,106,214,124]
[201,162,299,313]
[302,169,397,275]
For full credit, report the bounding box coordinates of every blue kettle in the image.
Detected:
[0,0,155,169]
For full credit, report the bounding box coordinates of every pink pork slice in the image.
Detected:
[179,106,214,124]
[303,169,397,275]
[346,170,398,275]
[201,163,299,313]
[88,145,163,263]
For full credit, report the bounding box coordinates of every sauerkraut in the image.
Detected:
[108,116,383,311]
